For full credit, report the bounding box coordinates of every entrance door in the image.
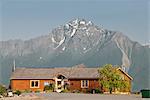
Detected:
[55,75,66,92]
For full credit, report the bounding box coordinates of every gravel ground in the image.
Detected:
[0,93,147,100]
[35,93,143,100]
[0,94,43,100]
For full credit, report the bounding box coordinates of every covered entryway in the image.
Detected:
[54,74,68,92]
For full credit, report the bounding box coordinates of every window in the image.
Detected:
[81,80,89,88]
[30,80,40,88]
[44,82,49,86]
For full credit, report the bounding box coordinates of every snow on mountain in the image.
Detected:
[71,29,77,37]
[142,41,150,48]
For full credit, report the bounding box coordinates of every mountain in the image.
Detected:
[0,18,149,91]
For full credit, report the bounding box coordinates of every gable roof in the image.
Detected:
[117,68,133,80]
[10,64,132,80]
[10,64,99,79]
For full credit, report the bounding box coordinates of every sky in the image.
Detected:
[0,0,149,44]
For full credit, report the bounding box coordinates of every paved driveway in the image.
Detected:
[34,93,143,100]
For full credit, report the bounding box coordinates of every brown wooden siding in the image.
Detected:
[11,80,30,91]
[11,79,54,92]
[69,79,99,92]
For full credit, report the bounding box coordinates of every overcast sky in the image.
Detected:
[0,0,149,44]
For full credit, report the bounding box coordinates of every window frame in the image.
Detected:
[81,80,89,88]
[30,80,40,88]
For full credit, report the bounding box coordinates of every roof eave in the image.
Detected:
[117,68,133,80]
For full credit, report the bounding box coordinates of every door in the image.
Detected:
[55,75,66,92]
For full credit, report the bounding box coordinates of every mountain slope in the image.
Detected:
[0,18,149,91]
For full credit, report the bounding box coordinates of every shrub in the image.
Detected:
[14,90,21,96]
[61,89,70,93]
[72,90,80,93]
[23,89,32,93]
[0,85,7,96]
[35,90,41,93]
[88,88,103,94]
[95,88,103,94]
[44,84,54,92]
[44,85,50,91]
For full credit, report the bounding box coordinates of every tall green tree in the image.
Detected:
[98,64,128,94]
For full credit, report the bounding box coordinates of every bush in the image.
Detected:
[88,88,103,94]
[0,85,7,96]
[44,85,50,91]
[72,90,80,93]
[14,90,21,96]
[44,84,54,92]
[23,89,32,93]
[35,90,41,93]
[61,89,70,93]
[95,88,103,94]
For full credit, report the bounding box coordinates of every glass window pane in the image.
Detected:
[44,82,49,86]
[82,80,84,87]
[35,81,39,87]
[85,80,88,87]
[31,81,34,87]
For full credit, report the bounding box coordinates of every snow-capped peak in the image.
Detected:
[79,20,86,25]
[51,18,108,50]
[86,21,93,26]
[68,18,93,27]
[68,19,79,29]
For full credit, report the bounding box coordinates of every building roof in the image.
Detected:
[10,64,133,80]
[10,64,99,79]
[117,68,133,80]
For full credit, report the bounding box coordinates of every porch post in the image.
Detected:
[61,80,64,90]
[55,77,57,91]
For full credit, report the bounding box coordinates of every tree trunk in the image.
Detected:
[109,87,112,94]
